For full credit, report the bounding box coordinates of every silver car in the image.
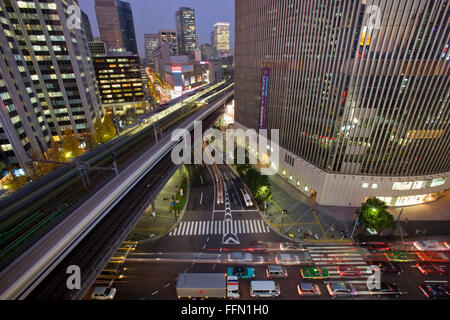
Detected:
[327,282,356,298]
[92,287,117,300]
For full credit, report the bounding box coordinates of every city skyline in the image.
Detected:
[79,0,235,58]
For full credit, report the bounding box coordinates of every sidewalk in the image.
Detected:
[263,174,352,242]
[126,166,189,241]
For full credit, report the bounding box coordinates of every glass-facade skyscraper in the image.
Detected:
[175,7,197,55]
[235,0,449,207]
[95,0,138,55]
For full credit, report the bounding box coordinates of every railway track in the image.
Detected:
[0,86,233,266]
[26,105,226,300]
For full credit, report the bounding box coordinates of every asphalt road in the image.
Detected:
[99,164,450,300]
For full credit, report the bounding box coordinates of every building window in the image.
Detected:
[430,178,446,188]
[371,184,378,189]
[392,182,413,190]
[412,181,426,190]
[362,183,369,189]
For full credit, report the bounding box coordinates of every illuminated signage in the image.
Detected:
[259,67,270,129]
[172,66,182,74]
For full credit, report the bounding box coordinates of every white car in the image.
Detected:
[228,252,253,262]
[280,242,304,251]
[414,240,448,251]
[91,287,117,300]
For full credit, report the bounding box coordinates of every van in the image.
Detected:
[266,265,288,279]
[249,280,280,298]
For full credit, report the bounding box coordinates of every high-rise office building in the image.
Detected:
[89,40,108,57]
[81,10,94,42]
[0,0,102,176]
[175,7,197,55]
[95,0,138,55]
[235,0,449,207]
[158,29,177,47]
[144,34,158,67]
[213,22,231,56]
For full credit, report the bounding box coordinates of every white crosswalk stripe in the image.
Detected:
[305,245,372,283]
[169,219,270,236]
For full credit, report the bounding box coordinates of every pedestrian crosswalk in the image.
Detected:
[307,245,372,281]
[169,219,270,236]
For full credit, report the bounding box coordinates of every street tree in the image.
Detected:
[4,170,29,192]
[93,117,106,144]
[61,129,82,159]
[103,113,117,140]
[356,197,396,234]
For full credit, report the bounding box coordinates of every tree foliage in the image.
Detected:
[4,170,29,192]
[357,197,396,234]
[61,129,82,159]
[94,114,117,145]
[234,146,272,205]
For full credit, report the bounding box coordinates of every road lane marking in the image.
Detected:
[200,175,203,184]
[152,291,159,295]
[200,192,203,205]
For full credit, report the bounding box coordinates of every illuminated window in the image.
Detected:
[392,182,413,190]
[362,183,369,189]
[430,178,446,188]
[371,184,378,189]
[412,181,426,190]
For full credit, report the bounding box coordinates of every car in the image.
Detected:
[327,282,357,298]
[356,242,390,251]
[297,282,321,296]
[227,266,255,279]
[280,242,304,251]
[275,253,300,265]
[367,261,402,274]
[368,282,401,298]
[417,251,449,262]
[384,251,414,262]
[228,252,253,262]
[414,240,448,251]
[300,267,329,279]
[91,287,117,300]
[337,265,361,277]
[248,241,269,253]
[419,284,450,299]
[416,262,446,275]
[266,265,288,279]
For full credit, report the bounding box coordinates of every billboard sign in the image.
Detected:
[259,67,270,129]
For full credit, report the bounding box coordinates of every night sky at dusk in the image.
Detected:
[79,0,235,58]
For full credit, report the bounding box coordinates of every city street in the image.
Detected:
[96,163,450,300]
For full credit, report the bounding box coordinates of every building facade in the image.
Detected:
[144,34,158,68]
[93,55,145,116]
[0,0,102,177]
[213,22,231,56]
[89,40,108,57]
[95,0,138,55]
[235,0,450,207]
[175,7,197,55]
[163,57,209,95]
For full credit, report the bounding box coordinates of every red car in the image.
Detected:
[337,265,362,277]
[416,262,446,275]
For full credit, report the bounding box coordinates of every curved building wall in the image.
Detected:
[235,0,449,206]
